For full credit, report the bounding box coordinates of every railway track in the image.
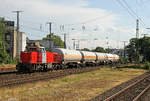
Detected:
[0,64,136,88]
[103,73,150,101]
[0,66,101,88]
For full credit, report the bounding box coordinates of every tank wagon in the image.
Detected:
[51,48,82,67]
[16,47,120,72]
[95,52,106,65]
[80,51,97,66]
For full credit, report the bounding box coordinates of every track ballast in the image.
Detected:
[0,66,102,88]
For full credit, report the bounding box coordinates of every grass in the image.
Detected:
[0,67,147,101]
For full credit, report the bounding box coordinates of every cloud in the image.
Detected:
[0,0,133,49]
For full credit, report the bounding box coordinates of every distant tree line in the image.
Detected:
[42,33,64,48]
[80,47,112,53]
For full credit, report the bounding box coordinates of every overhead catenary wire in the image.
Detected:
[115,0,136,19]
[122,0,146,27]
[115,0,147,27]
[3,12,115,35]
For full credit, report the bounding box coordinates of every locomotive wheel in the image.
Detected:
[28,64,34,73]
[43,64,48,72]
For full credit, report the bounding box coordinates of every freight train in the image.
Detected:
[16,45,120,72]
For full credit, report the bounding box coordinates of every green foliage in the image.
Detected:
[43,33,64,48]
[105,48,113,53]
[120,57,128,64]
[117,64,145,69]
[126,38,138,62]
[125,37,150,63]
[0,19,10,64]
[144,61,150,71]
[138,37,150,62]
[81,47,111,53]
[92,47,106,52]
[80,48,90,51]
[0,43,10,64]
[10,58,19,64]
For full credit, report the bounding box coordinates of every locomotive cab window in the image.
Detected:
[40,48,46,53]
[26,47,37,52]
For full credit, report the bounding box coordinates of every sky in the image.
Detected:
[1,0,150,49]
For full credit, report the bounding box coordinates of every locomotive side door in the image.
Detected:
[41,48,46,63]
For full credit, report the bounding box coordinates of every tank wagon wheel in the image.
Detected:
[56,65,62,70]
[59,64,64,69]
[76,64,80,68]
[81,64,86,68]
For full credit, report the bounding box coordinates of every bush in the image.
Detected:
[144,61,150,71]
[10,58,18,64]
[120,57,128,64]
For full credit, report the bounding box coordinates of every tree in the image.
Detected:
[125,37,150,63]
[126,38,138,62]
[0,19,10,64]
[43,33,64,48]
[81,48,90,51]
[105,48,113,53]
[138,36,150,61]
[93,47,105,52]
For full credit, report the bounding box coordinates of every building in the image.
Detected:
[13,30,27,58]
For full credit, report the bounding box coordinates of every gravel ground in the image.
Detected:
[140,86,150,101]
[90,72,149,101]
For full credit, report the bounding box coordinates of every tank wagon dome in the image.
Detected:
[51,48,82,61]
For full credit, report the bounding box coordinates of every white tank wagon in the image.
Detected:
[113,54,120,63]
[105,53,115,64]
[51,48,82,66]
[95,52,106,64]
[80,51,97,66]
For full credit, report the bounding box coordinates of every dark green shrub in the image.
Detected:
[10,58,19,64]
[144,61,150,71]
[120,57,128,64]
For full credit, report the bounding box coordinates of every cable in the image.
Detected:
[115,0,136,19]
[115,0,147,27]
[122,0,146,27]
[65,13,112,26]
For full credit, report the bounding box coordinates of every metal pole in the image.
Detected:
[64,33,66,49]
[136,19,139,38]
[73,40,75,50]
[136,19,139,62]
[72,39,76,50]
[12,11,23,59]
[47,22,52,39]
[122,41,127,58]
